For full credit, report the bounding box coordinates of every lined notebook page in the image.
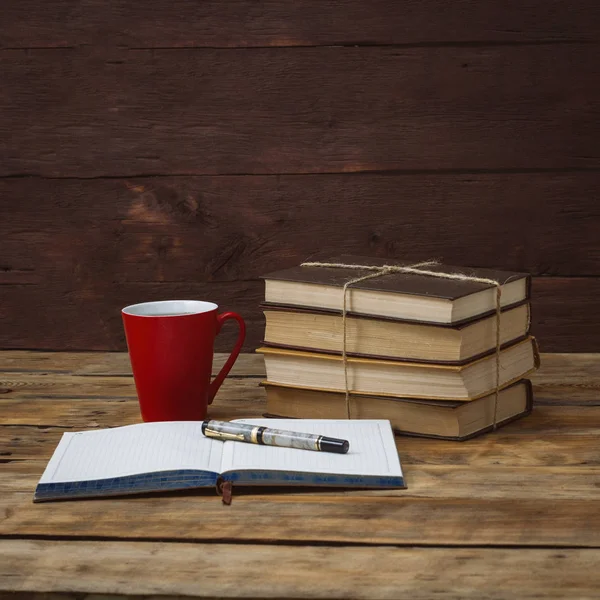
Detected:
[39,422,223,484]
[220,419,402,477]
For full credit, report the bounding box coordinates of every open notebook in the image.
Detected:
[34,419,405,502]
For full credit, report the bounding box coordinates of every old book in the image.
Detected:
[262,256,530,325]
[263,380,532,441]
[34,419,405,502]
[263,303,530,364]
[257,337,539,401]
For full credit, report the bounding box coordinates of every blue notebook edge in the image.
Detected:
[224,469,405,489]
[34,469,405,502]
[33,469,218,502]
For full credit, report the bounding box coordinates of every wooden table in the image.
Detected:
[1,351,599,599]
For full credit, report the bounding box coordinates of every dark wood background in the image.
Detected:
[1,1,599,352]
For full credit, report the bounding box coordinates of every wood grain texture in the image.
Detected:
[1,0,598,591]
[2,45,598,177]
[2,488,599,546]
[4,461,599,501]
[3,0,600,48]
[2,173,600,351]
[0,351,265,377]
[533,354,600,385]
[0,350,266,376]
[2,351,600,597]
[0,283,264,352]
[1,395,598,433]
[4,423,600,468]
[2,395,597,428]
[0,375,262,403]
[530,278,600,352]
[2,540,600,599]
[0,350,597,383]
[3,173,600,277]
[2,277,599,352]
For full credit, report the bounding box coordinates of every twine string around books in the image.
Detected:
[300,260,503,429]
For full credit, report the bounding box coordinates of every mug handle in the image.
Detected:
[208,311,246,404]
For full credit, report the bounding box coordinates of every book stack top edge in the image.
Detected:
[262,255,530,300]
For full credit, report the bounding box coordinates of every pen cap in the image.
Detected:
[320,436,350,454]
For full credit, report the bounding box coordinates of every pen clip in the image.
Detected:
[204,428,246,442]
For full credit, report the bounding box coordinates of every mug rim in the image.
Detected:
[122,300,218,317]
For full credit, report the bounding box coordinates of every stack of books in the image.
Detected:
[257,256,539,440]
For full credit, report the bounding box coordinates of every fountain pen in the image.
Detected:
[201,420,350,454]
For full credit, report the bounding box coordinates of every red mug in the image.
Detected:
[122,300,246,422]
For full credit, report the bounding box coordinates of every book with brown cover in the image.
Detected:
[261,302,531,364]
[262,255,530,325]
[262,380,533,441]
[257,337,540,401]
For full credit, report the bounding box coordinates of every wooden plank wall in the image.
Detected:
[1,1,599,352]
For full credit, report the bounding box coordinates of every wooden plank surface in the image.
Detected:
[4,173,600,277]
[4,425,599,467]
[2,171,600,353]
[1,0,599,592]
[2,488,599,547]
[3,395,599,427]
[3,459,599,500]
[2,45,598,177]
[1,350,598,383]
[0,373,261,399]
[0,371,597,405]
[2,4,599,362]
[0,350,265,376]
[3,0,600,48]
[2,277,600,353]
[0,351,263,376]
[0,283,264,352]
[1,351,599,414]
[1,350,599,597]
[532,353,600,386]
[2,540,600,600]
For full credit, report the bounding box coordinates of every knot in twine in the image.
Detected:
[300,260,503,430]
